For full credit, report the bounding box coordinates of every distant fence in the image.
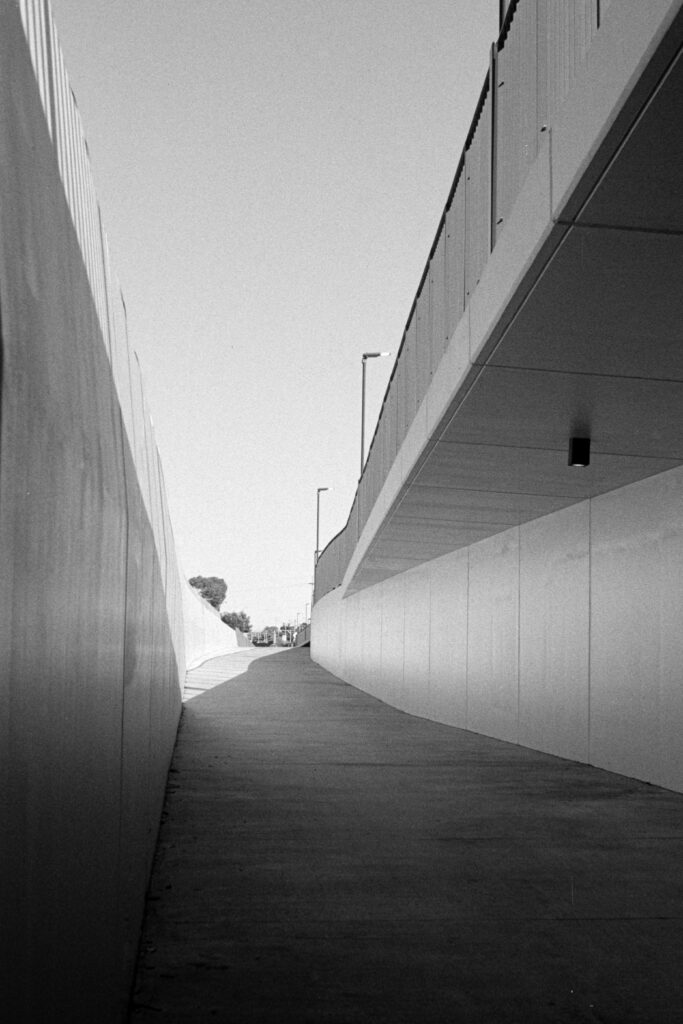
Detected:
[295,622,311,647]
[315,0,608,603]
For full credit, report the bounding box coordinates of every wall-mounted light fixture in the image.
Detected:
[568,437,591,467]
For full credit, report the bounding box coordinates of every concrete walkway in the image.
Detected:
[130,648,683,1023]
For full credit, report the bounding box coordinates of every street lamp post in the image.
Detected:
[315,486,329,565]
[361,351,391,476]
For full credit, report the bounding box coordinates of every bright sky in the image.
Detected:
[49,0,498,630]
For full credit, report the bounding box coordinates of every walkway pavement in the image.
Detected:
[130,647,683,1023]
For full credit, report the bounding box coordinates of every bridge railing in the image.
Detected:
[315,0,609,603]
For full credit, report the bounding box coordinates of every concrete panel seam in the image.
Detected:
[587,495,592,765]
[41,0,57,144]
[465,546,470,730]
[427,568,432,697]
[549,125,553,222]
[516,524,521,745]
[116,398,131,933]
[555,219,683,237]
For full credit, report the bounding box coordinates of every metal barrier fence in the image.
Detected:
[18,0,188,665]
[295,622,311,647]
[315,0,608,603]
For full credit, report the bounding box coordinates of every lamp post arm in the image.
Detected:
[315,486,329,566]
[316,491,320,564]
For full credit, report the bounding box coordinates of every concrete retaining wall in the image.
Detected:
[0,4,236,1020]
[183,585,241,669]
[312,464,683,795]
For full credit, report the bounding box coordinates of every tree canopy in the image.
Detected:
[188,576,227,610]
[221,610,252,633]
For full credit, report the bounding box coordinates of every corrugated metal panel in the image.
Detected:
[54,41,75,214]
[415,285,430,407]
[109,291,133,444]
[544,0,599,126]
[112,289,137,456]
[315,533,340,601]
[495,0,539,240]
[331,535,343,594]
[144,410,162,555]
[97,206,114,363]
[129,355,153,521]
[153,448,168,592]
[144,410,163,549]
[19,0,110,369]
[348,492,360,558]
[372,405,385,485]
[404,314,418,427]
[445,175,466,339]
[363,445,377,526]
[396,349,407,450]
[385,380,398,470]
[429,226,447,372]
[18,0,52,136]
[158,458,174,596]
[340,521,351,586]
[371,444,382,513]
[380,399,393,481]
[465,84,492,300]
[379,392,391,478]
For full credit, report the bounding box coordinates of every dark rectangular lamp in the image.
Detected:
[568,437,590,467]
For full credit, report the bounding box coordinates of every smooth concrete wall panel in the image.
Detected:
[402,568,431,717]
[359,587,383,700]
[131,357,153,517]
[341,589,363,689]
[118,457,181,983]
[466,529,520,743]
[312,467,683,794]
[427,550,468,727]
[0,8,211,1019]
[518,503,590,762]
[0,18,129,1017]
[182,577,239,671]
[311,588,341,677]
[590,468,683,792]
[380,574,406,711]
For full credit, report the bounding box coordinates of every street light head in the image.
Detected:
[362,351,391,360]
[317,486,330,494]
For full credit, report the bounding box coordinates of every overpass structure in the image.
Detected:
[1,1,239,1020]
[313,1,683,793]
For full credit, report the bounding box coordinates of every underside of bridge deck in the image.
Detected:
[348,24,683,594]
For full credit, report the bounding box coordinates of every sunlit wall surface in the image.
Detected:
[0,1,235,1019]
[312,0,683,793]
